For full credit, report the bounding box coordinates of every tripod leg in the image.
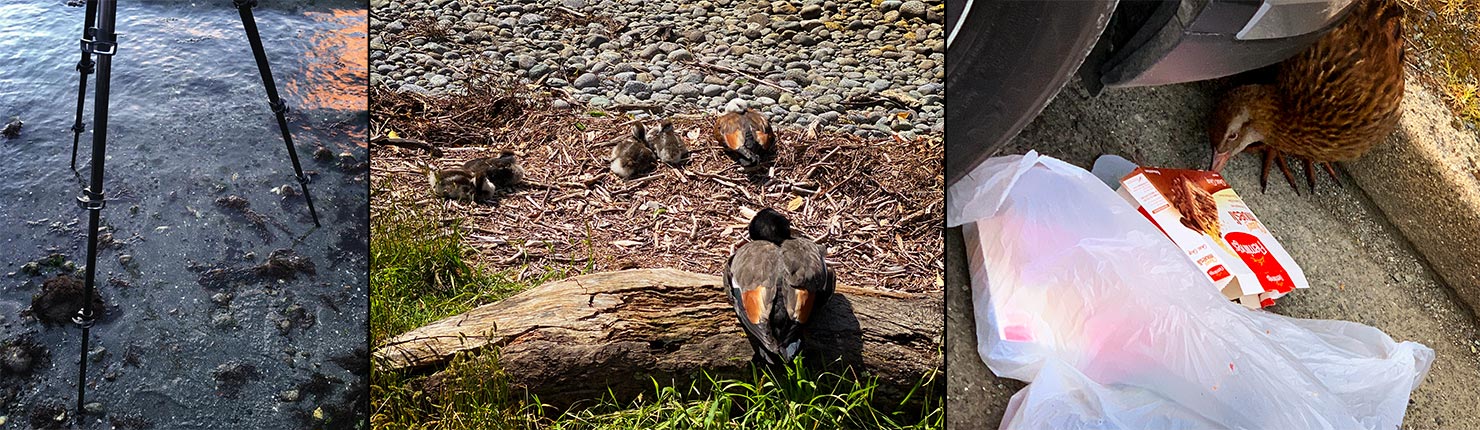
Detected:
[234,0,320,227]
[74,0,117,417]
[70,0,101,171]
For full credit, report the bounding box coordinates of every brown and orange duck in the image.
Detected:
[714,108,776,168]
[1208,0,1405,193]
[724,208,834,365]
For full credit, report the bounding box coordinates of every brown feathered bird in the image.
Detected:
[650,119,689,164]
[463,152,523,200]
[423,163,478,201]
[611,123,657,179]
[724,208,834,365]
[713,109,776,167]
[1208,0,1404,192]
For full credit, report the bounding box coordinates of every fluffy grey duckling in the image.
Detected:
[463,151,524,199]
[723,208,835,365]
[422,161,478,201]
[649,119,689,165]
[610,123,656,179]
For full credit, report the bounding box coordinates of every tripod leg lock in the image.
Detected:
[80,34,117,57]
[71,122,86,133]
[76,56,95,75]
[270,100,289,115]
[233,0,258,8]
[72,307,96,328]
[77,188,106,211]
[295,173,311,185]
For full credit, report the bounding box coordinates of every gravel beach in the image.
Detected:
[370,0,944,138]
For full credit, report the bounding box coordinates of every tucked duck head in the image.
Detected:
[748,208,791,244]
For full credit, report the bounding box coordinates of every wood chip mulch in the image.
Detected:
[370,84,943,293]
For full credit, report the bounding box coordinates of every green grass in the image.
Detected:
[554,362,944,430]
[1401,0,1480,125]
[371,197,532,343]
[373,351,943,430]
[370,187,943,429]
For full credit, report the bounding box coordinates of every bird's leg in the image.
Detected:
[1302,158,1317,192]
[1297,158,1343,192]
[1275,154,1300,195]
[1260,148,1274,192]
[1321,162,1341,185]
[1259,147,1300,195]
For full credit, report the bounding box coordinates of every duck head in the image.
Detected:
[747,208,791,244]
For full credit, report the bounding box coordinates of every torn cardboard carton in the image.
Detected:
[1118,167,1309,308]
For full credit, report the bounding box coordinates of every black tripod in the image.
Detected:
[65,0,321,417]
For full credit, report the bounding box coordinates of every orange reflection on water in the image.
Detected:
[288,9,367,114]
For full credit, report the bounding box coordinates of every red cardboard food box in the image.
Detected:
[1117,167,1309,308]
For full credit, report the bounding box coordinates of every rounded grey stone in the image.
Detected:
[622,80,651,95]
[573,72,600,88]
[753,85,781,99]
[670,83,700,97]
[900,1,928,19]
[799,4,823,19]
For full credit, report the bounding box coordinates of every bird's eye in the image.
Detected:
[1228,130,1240,141]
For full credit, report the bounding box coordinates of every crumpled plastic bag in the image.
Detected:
[946,151,1434,430]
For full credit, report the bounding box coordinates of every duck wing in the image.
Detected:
[714,112,742,151]
[780,238,833,327]
[725,241,786,362]
[744,109,776,153]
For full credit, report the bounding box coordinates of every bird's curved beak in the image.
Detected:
[1209,151,1233,172]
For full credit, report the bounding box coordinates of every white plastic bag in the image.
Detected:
[947,152,1434,430]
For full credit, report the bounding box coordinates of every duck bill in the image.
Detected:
[1209,152,1233,172]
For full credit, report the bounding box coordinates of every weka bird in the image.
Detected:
[714,108,776,167]
[1208,0,1404,192]
[611,123,657,179]
[650,119,689,164]
[724,208,835,365]
[463,151,524,199]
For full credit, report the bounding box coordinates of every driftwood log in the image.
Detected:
[374,268,942,408]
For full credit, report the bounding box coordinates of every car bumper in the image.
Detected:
[1099,0,1357,88]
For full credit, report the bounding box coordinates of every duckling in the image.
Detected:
[723,208,835,366]
[610,123,657,179]
[713,108,776,167]
[649,119,689,164]
[1208,0,1404,192]
[463,151,524,199]
[1,117,21,138]
[419,161,478,201]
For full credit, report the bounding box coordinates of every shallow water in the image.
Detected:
[0,1,367,428]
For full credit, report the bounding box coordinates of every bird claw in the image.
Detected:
[1258,147,1339,195]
